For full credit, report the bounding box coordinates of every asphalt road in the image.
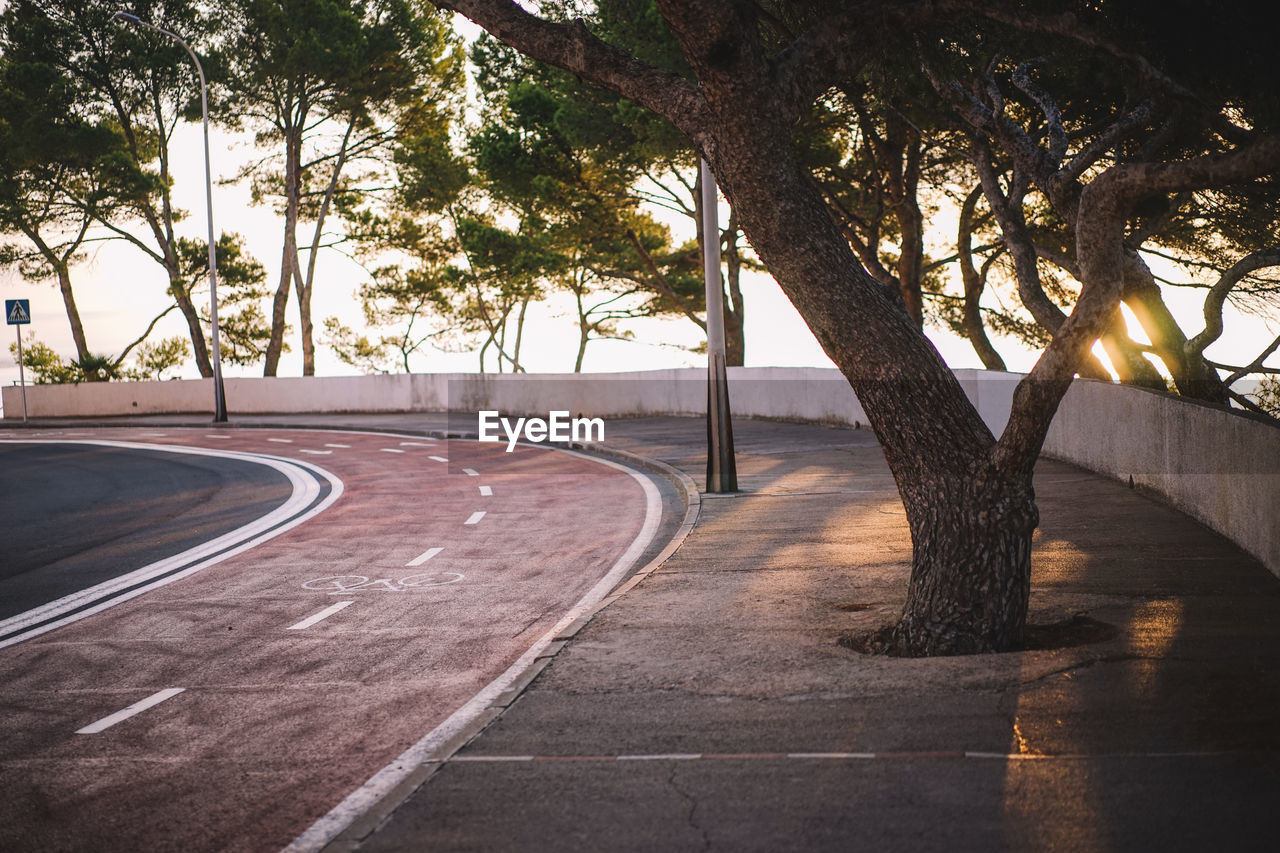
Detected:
[0,426,666,853]
[0,442,294,621]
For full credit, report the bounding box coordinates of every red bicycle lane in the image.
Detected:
[0,427,660,853]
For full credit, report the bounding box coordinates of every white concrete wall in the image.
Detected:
[5,367,1275,576]
[1040,379,1280,578]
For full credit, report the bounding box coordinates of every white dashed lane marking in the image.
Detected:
[267,438,293,444]
[464,511,486,525]
[205,434,232,440]
[299,449,332,456]
[75,688,186,735]
[462,468,479,477]
[288,601,354,631]
[406,547,444,567]
[379,448,405,454]
[479,485,493,496]
[324,443,351,448]
[399,441,435,447]
[429,456,449,463]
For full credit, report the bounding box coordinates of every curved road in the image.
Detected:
[0,427,664,853]
[0,442,294,621]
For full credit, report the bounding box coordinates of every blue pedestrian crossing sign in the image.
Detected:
[6,299,31,325]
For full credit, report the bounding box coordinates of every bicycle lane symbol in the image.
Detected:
[302,573,464,594]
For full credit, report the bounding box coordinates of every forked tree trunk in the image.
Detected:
[893,465,1037,654]
[694,101,1039,655]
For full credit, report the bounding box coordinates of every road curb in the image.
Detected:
[274,429,702,852]
[318,438,701,852]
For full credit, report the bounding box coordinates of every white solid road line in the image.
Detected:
[0,442,344,650]
[464,511,486,525]
[430,455,449,463]
[462,468,479,477]
[479,485,493,496]
[288,601,354,631]
[406,547,444,567]
[75,688,186,735]
[284,448,663,853]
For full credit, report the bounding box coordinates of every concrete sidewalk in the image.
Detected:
[347,415,1280,852]
[8,413,1279,849]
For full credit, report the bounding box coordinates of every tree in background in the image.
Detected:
[122,335,191,380]
[468,40,703,371]
[7,340,82,384]
[0,0,252,377]
[325,85,479,372]
[210,0,463,376]
[0,49,126,380]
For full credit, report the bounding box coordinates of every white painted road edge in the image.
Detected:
[283,447,663,853]
[0,440,344,650]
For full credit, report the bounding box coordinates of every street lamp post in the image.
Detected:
[113,12,227,422]
[700,159,737,492]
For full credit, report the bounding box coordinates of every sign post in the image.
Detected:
[5,299,31,423]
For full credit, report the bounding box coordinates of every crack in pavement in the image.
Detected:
[667,763,711,852]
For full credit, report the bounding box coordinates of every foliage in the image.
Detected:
[8,340,80,384]
[122,336,192,381]
[175,233,274,367]
[1249,376,1280,418]
[0,0,238,377]
[209,0,465,375]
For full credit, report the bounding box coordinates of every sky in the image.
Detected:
[1,93,1276,401]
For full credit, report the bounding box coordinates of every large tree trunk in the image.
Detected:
[894,464,1037,654]
[1122,260,1230,402]
[263,235,295,377]
[694,89,1036,655]
[293,262,315,376]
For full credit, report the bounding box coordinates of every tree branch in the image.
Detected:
[431,1,707,139]
[1185,247,1280,359]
